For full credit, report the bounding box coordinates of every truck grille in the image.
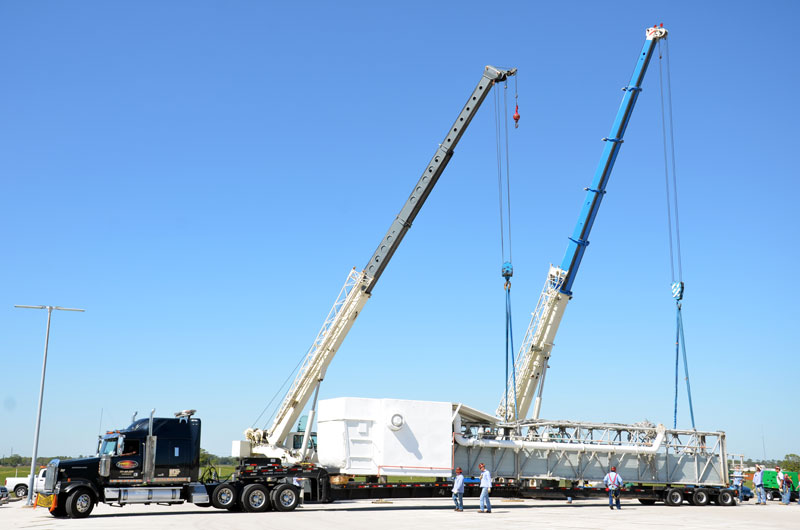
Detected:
[44,460,59,493]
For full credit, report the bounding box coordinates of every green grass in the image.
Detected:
[199,465,237,482]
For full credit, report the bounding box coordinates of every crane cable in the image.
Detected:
[658,36,695,430]
[495,77,518,421]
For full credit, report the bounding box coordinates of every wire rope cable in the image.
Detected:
[251,353,306,429]
[504,81,513,263]
[658,39,676,283]
[664,37,684,281]
[494,78,518,420]
[659,37,695,430]
[494,87,506,263]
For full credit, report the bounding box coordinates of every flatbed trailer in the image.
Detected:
[323,480,737,506]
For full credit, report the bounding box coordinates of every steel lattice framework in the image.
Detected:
[454,418,727,487]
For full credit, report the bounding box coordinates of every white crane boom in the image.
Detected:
[246,66,517,459]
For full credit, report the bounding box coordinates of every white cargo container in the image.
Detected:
[317,397,452,477]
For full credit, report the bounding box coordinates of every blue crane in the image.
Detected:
[499,25,668,421]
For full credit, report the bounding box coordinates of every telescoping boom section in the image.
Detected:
[247,66,517,458]
[497,26,667,422]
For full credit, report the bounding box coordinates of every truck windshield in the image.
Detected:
[99,437,119,455]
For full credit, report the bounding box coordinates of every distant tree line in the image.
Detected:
[199,449,237,466]
[737,454,800,472]
[0,455,83,467]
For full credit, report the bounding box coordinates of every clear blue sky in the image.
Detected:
[1,1,797,462]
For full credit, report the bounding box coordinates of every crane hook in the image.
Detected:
[513,105,520,128]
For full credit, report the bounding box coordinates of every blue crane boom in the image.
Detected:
[559,25,665,295]
[498,26,668,421]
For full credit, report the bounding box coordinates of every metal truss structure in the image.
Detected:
[454,418,727,487]
[497,266,568,421]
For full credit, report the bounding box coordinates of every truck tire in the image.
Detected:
[717,490,735,506]
[211,483,240,511]
[637,499,657,505]
[664,488,684,506]
[692,489,710,506]
[65,488,95,518]
[270,484,299,512]
[241,484,271,512]
[765,490,775,501]
[14,485,27,498]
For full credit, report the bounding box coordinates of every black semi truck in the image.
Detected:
[41,410,460,518]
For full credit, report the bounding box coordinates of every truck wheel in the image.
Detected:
[270,484,299,512]
[65,488,95,518]
[637,499,657,505]
[241,484,271,512]
[14,485,27,498]
[664,488,684,506]
[765,490,775,501]
[211,483,239,511]
[692,489,710,506]
[717,490,735,506]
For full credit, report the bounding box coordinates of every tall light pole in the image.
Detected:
[15,305,84,506]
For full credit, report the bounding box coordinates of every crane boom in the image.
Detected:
[257,65,517,454]
[498,26,667,421]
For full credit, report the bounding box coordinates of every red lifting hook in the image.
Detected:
[513,105,520,128]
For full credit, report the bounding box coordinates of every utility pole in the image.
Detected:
[15,305,84,506]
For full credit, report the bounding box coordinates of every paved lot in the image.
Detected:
[2,497,800,529]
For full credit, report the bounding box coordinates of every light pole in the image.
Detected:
[15,305,84,506]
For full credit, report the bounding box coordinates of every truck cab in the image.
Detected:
[43,410,209,518]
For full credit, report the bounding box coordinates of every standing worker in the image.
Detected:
[732,471,744,502]
[604,466,623,510]
[452,467,464,512]
[753,465,765,505]
[292,475,305,508]
[781,473,793,505]
[478,463,492,513]
[775,466,784,503]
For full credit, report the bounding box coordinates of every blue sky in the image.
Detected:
[1,1,797,462]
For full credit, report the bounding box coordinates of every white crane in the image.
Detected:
[243,65,517,461]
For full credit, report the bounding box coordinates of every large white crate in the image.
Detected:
[317,397,453,477]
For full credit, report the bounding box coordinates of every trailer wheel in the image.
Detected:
[637,499,657,505]
[692,489,710,506]
[14,485,27,498]
[211,483,240,511]
[65,488,95,518]
[270,484,299,512]
[241,484,271,512]
[765,490,775,501]
[664,488,684,506]
[717,490,735,506]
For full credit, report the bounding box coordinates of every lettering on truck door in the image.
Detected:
[110,438,144,485]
